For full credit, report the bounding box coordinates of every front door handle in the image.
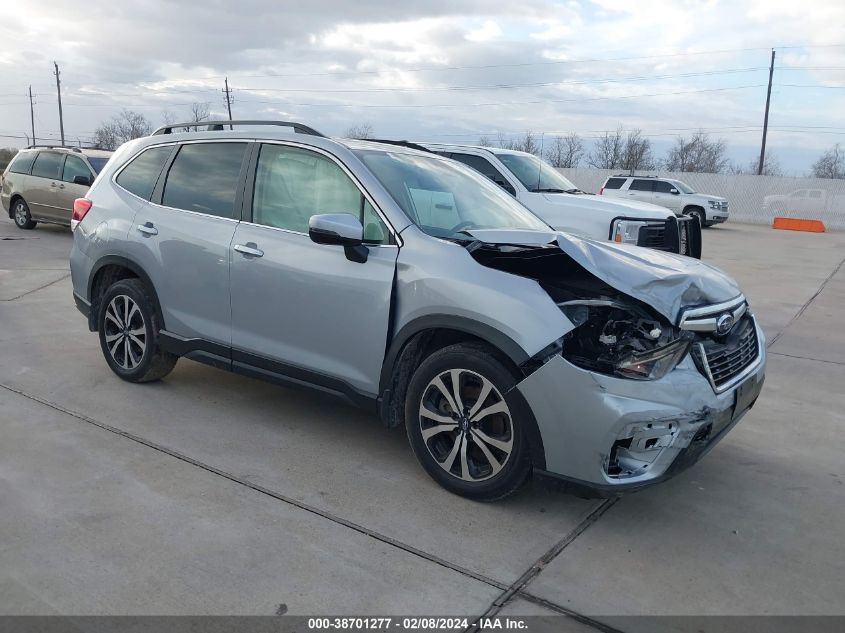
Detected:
[136,222,158,236]
[58,183,65,189]
[234,243,264,258]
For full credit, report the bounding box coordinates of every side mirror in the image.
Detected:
[670,188,679,195]
[73,175,93,186]
[309,213,368,263]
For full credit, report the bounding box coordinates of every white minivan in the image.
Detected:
[419,143,700,258]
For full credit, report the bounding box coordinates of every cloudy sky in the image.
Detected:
[1,0,843,173]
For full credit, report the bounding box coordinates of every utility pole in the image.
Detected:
[758,49,776,175]
[53,61,65,146]
[223,77,233,130]
[28,86,36,146]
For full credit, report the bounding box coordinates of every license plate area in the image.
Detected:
[734,373,762,418]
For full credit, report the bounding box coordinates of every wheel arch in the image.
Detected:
[378,316,546,470]
[87,255,164,331]
[683,204,705,215]
[8,193,23,219]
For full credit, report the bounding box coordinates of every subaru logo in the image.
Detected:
[716,313,735,335]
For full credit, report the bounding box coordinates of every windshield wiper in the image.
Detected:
[530,187,567,193]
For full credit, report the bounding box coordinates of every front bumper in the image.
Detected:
[518,321,765,494]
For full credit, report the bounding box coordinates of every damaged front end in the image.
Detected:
[464,230,766,493]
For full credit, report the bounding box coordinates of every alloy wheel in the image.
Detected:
[104,294,147,370]
[418,368,514,482]
[14,202,28,226]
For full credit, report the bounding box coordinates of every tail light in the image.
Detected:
[598,187,605,195]
[71,198,92,231]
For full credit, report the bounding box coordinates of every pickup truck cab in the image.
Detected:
[420,143,700,258]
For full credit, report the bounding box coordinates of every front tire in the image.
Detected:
[686,208,707,229]
[405,342,531,501]
[97,278,177,383]
[13,199,37,229]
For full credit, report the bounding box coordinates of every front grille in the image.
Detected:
[637,223,666,248]
[694,316,759,391]
[636,217,702,259]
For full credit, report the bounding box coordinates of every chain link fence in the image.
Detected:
[558,168,845,230]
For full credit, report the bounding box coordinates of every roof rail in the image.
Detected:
[364,139,434,153]
[151,120,325,137]
[27,144,83,152]
[612,173,657,178]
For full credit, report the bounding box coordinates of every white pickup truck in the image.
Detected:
[416,143,701,258]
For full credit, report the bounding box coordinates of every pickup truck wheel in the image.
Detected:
[13,199,37,229]
[405,342,531,501]
[98,278,177,383]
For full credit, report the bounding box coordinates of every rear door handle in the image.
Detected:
[58,183,65,189]
[136,222,158,236]
[234,243,264,258]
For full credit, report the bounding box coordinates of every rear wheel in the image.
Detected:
[405,342,531,500]
[97,278,177,382]
[13,199,37,230]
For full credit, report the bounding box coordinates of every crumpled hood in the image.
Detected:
[466,229,741,323]
[543,192,677,218]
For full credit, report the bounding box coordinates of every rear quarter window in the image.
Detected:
[116,146,174,200]
[7,152,36,175]
[603,177,626,189]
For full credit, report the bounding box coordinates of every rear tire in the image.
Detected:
[405,342,531,501]
[13,199,37,230]
[97,278,177,383]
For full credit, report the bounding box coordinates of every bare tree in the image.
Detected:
[545,133,584,168]
[182,102,211,132]
[478,135,493,147]
[93,109,153,150]
[0,147,18,170]
[619,129,655,172]
[811,144,845,179]
[345,123,374,139]
[588,126,625,169]
[734,153,782,176]
[664,131,730,173]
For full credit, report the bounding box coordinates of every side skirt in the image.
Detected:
[159,331,378,412]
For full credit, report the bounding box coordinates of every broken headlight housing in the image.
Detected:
[559,301,693,381]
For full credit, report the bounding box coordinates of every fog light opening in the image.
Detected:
[606,421,678,479]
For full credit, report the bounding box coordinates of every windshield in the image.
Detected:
[355,150,549,239]
[672,180,696,194]
[86,157,110,173]
[495,153,578,193]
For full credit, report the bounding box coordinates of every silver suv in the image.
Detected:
[69,121,765,500]
[599,175,729,227]
[2,146,113,229]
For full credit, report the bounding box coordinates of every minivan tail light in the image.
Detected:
[71,198,92,231]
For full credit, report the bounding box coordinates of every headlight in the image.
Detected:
[615,337,693,380]
[611,219,648,244]
[708,200,720,209]
[560,301,692,381]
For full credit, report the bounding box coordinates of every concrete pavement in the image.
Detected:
[1,219,843,626]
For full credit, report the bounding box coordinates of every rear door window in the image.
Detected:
[62,155,92,183]
[653,180,675,193]
[162,143,247,218]
[7,151,37,174]
[116,146,174,201]
[30,152,63,179]
[449,153,515,195]
[629,179,654,191]
[603,177,626,189]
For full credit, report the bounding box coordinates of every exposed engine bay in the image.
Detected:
[467,241,693,381]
